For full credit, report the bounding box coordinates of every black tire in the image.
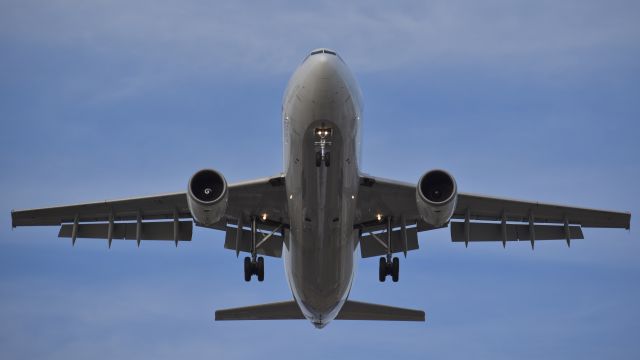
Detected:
[392,257,400,282]
[379,257,387,282]
[315,152,322,167]
[257,257,265,282]
[324,152,330,167]
[244,257,252,282]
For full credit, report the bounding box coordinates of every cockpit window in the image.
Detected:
[304,49,339,62]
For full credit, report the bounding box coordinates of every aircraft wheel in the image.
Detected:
[324,152,330,167]
[315,152,322,167]
[391,257,399,282]
[379,257,387,282]
[257,257,265,282]
[244,256,252,282]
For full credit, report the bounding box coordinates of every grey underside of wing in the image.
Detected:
[357,175,630,229]
[214,300,424,321]
[222,175,288,222]
[11,192,190,226]
[356,174,630,247]
[454,193,631,229]
[11,175,288,227]
[11,175,288,246]
[356,176,420,224]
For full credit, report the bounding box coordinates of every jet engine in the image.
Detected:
[187,169,228,226]
[416,169,457,227]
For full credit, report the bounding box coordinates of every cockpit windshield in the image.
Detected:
[303,48,343,62]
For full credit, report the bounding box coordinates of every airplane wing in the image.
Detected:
[355,174,631,256]
[11,174,288,254]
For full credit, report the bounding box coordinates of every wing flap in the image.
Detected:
[58,221,193,241]
[223,225,284,258]
[359,227,419,258]
[450,222,583,242]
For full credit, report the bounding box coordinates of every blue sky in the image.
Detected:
[1,0,639,359]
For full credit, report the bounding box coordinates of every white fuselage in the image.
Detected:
[282,50,363,328]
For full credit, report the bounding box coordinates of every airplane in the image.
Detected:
[11,48,631,329]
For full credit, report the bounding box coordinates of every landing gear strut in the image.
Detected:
[378,216,400,282]
[244,216,265,282]
[314,127,332,167]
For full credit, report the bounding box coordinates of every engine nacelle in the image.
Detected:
[416,169,458,227]
[187,169,228,226]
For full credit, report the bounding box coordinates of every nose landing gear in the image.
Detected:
[314,127,332,167]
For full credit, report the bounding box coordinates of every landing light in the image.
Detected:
[376,213,383,222]
[315,128,331,137]
[261,213,268,221]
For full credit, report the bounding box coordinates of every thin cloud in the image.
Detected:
[2,0,637,103]
[2,0,638,75]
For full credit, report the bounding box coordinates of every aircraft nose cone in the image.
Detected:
[303,55,344,106]
[311,54,340,79]
[312,320,328,329]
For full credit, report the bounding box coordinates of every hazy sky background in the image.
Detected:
[1,1,639,359]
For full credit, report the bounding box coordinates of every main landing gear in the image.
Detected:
[377,216,400,282]
[244,216,265,282]
[314,127,332,167]
[244,256,264,282]
[379,256,399,282]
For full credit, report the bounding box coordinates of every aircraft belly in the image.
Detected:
[281,53,361,325]
[283,79,359,323]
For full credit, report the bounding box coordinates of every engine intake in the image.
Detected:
[187,169,228,226]
[416,169,457,227]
